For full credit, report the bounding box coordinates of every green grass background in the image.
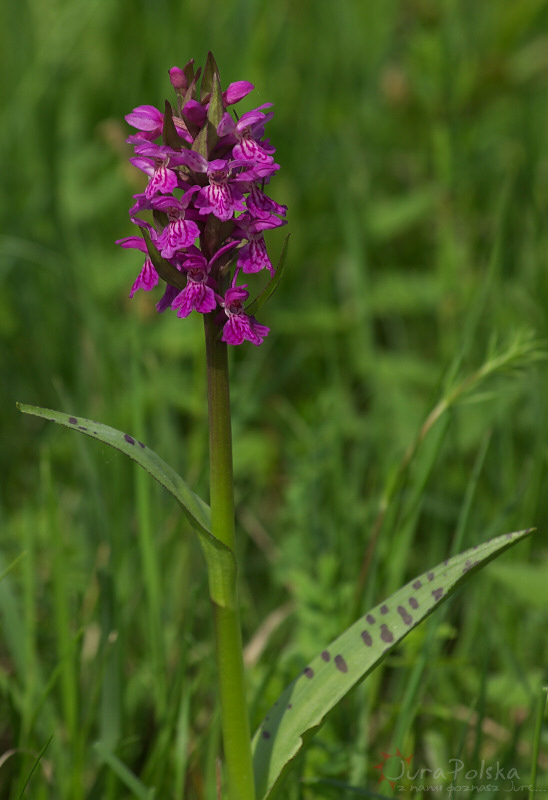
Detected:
[1,0,547,797]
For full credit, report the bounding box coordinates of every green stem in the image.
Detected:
[204,313,256,800]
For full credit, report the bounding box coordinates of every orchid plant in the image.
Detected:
[18,53,534,800]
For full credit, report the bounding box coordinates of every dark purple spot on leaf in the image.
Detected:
[398,605,413,625]
[262,730,270,739]
[463,559,478,573]
[138,441,145,448]
[366,614,375,625]
[427,571,434,582]
[304,667,314,679]
[334,655,348,673]
[321,650,330,662]
[361,630,372,647]
[413,580,422,590]
[409,597,419,610]
[432,587,444,601]
[380,624,394,643]
[78,426,87,431]
[287,704,292,709]
[380,604,388,615]
[124,434,135,445]
[69,417,78,425]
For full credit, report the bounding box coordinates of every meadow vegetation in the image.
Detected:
[1,1,547,797]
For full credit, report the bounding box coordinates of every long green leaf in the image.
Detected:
[17,404,235,606]
[252,528,533,799]
[18,403,210,533]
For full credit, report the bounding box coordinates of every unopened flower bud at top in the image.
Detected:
[169,65,188,91]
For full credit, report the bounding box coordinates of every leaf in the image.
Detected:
[17,404,236,606]
[206,69,223,155]
[162,100,184,151]
[18,402,210,533]
[193,51,222,158]
[252,528,534,800]
[200,51,218,103]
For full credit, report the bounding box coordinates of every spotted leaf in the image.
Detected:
[17,403,235,606]
[252,528,533,800]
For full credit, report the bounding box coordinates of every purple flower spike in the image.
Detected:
[118,53,286,345]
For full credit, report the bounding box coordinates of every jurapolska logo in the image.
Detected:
[374,749,414,790]
[373,750,536,794]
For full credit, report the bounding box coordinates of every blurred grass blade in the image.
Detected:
[16,735,53,800]
[0,551,27,583]
[252,528,534,800]
[93,742,156,800]
[528,683,548,800]
[17,404,237,606]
